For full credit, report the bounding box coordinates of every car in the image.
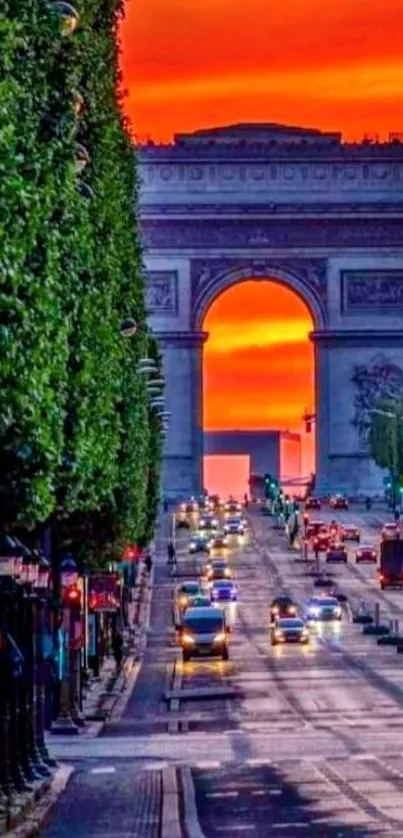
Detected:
[179,501,198,514]
[271,618,310,646]
[305,497,321,510]
[189,534,211,554]
[205,560,233,582]
[176,517,191,529]
[381,523,399,541]
[305,520,327,540]
[199,515,220,531]
[312,528,330,552]
[179,606,230,661]
[224,502,242,517]
[326,542,348,563]
[270,595,298,623]
[176,581,203,613]
[356,544,377,564]
[209,534,229,552]
[304,596,342,621]
[210,579,238,602]
[329,495,349,510]
[342,525,361,543]
[223,516,245,535]
[187,594,211,608]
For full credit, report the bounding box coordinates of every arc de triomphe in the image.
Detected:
[138,123,403,498]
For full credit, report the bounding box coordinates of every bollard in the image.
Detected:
[374,603,380,627]
[389,619,394,634]
[314,554,320,576]
[304,541,308,561]
[395,619,399,636]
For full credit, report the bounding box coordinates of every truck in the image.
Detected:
[379,538,403,590]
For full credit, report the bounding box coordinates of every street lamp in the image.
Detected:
[76,182,94,200]
[120,318,138,338]
[49,1,80,35]
[138,358,157,374]
[75,143,90,174]
[60,554,78,588]
[72,90,85,117]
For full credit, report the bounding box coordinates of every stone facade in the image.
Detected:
[138,123,403,498]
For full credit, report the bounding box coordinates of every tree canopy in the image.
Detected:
[1,1,163,564]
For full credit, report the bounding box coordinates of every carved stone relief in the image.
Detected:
[144,270,178,315]
[342,271,403,311]
[140,219,403,250]
[351,354,403,443]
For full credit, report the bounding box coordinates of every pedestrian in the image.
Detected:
[167,541,176,564]
[365,497,372,511]
[163,497,168,512]
[145,551,153,574]
[112,632,123,669]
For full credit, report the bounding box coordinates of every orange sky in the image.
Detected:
[203,282,315,473]
[120,0,403,141]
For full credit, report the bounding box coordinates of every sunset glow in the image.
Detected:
[120,0,403,141]
[203,282,315,473]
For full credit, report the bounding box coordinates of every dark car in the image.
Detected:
[189,534,211,554]
[326,542,348,563]
[329,495,349,510]
[355,545,377,564]
[176,517,191,529]
[180,606,229,661]
[199,515,219,532]
[342,525,361,543]
[270,595,297,623]
[271,618,309,646]
[305,520,327,540]
[205,560,232,582]
[305,497,321,510]
[176,581,203,613]
[210,579,238,602]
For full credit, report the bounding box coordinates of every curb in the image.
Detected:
[4,765,74,838]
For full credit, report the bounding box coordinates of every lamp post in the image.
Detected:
[51,555,79,734]
[0,537,24,820]
[49,1,80,36]
[14,541,51,782]
[33,553,56,770]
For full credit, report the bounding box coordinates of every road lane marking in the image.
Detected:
[90,766,116,774]
[206,791,238,798]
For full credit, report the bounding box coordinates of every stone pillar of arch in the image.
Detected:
[157,330,208,499]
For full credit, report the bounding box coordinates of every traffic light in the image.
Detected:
[63,584,81,609]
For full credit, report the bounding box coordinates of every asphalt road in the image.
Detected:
[43,504,403,837]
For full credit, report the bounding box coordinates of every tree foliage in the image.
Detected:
[368,398,403,479]
[1,1,163,562]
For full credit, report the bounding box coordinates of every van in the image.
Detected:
[179,606,230,662]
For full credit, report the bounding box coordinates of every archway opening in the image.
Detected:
[203,279,315,499]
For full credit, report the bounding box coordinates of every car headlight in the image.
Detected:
[301,629,309,637]
[274,630,283,639]
[271,607,279,615]
[334,608,341,617]
[309,607,320,616]
[224,568,231,577]
[288,607,296,615]
[214,632,227,643]
[179,596,188,605]
[182,633,195,644]
[190,542,196,549]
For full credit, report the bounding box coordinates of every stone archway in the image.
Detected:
[138,123,403,499]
